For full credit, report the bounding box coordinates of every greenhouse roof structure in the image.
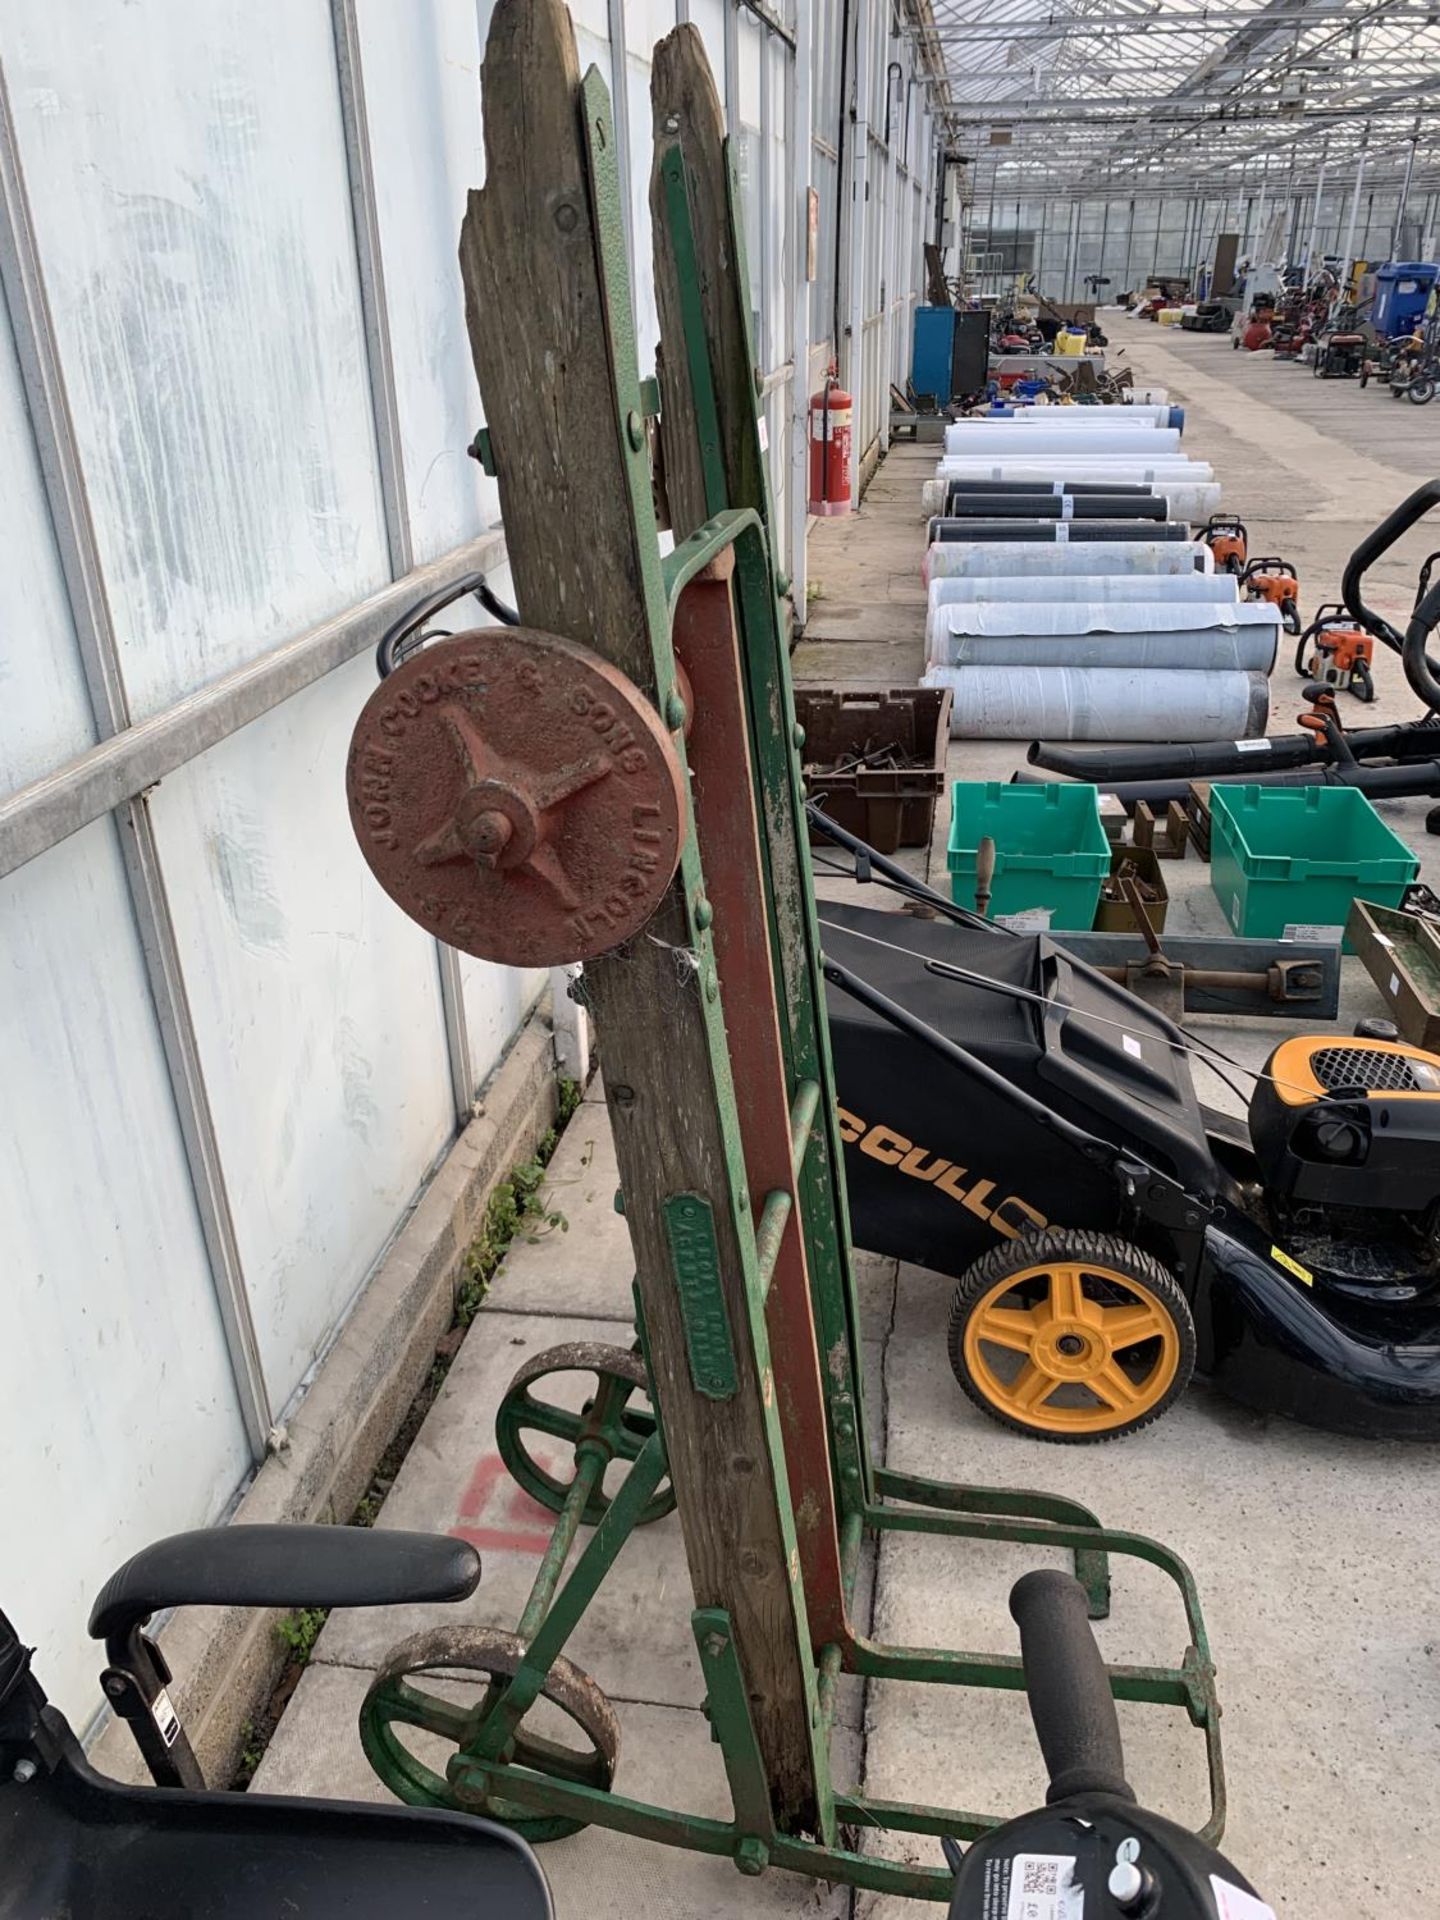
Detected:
[914,0,1440,203]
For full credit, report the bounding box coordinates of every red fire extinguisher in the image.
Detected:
[807,375,853,517]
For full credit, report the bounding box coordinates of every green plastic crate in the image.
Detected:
[1210,785,1419,950]
[947,781,1109,929]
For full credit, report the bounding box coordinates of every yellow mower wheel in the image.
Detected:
[947,1229,1194,1442]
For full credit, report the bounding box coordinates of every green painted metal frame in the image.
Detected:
[360,57,1225,1901]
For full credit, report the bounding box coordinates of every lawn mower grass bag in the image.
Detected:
[821,901,1215,1286]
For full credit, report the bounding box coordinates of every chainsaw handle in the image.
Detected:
[1341,478,1440,657]
[1009,1571,1135,1806]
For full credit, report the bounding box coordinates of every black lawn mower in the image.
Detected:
[813,810,1440,1446]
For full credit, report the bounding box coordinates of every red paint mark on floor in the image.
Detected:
[451,1451,565,1557]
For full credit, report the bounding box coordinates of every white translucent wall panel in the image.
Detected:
[0,819,249,1722]
[569,1,618,98]
[5,2,389,718]
[689,0,728,109]
[356,0,493,561]
[0,292,94,797]
[148,656,454,1410]
[462,957,546,1089]
[623,4,678,369]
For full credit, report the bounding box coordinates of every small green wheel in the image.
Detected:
[496,1342,675,1525]
[947,1228,1196,1443]
[359,1624,619,1841]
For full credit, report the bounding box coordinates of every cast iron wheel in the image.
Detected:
[1359,364,1370,389]
[495,1342,675,1526]
[359,1624,620,1841]
[947,1229,1195,1443]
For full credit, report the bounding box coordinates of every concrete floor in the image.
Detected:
[255,316,1440,1917]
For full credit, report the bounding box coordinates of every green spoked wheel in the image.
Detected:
[359,1624,620,1841]
[496,1342,675,1526]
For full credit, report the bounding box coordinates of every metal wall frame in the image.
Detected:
[331,0,474,1129]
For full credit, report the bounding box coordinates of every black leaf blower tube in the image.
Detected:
[1025,725,1440,782]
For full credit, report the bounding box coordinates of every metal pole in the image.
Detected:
[1306,142,1329,279]
[844,0,872,495]
[1341,133,1369,296]
[878,52,899,451]
[1096,196,1110,296]
[1393,124,1419,256]
[333,0,475,1126]
[1254,155,1269,259]
[1120,196,1136,298]
[1063,197,1079,303]
[1034,193,1048,289]
[788,0,813,619]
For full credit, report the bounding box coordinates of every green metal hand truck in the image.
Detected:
[342,2,1224,1899]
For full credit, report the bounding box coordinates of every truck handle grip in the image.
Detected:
[1009,1570,1136,1805]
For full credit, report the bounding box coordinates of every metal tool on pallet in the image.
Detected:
[342,5,1225,1897]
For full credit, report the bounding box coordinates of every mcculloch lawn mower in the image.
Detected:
[813,811,1440,1445]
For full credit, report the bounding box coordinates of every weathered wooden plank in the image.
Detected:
[671,562,847,1653]
[459,0,821,1830]
[648,22,876,1565]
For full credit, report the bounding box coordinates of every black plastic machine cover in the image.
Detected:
[820,902,1216,1279]
[926,517,1190,543]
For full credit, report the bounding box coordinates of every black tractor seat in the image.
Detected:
[2,1712,554,1919]
[1,1523,553,1919]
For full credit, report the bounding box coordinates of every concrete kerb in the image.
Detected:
[88,999,564,1789]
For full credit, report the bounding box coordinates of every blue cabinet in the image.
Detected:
[911,307,990,404]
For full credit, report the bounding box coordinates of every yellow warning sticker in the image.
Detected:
[1270,1245,1314,1287]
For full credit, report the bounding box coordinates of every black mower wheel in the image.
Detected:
[947,1229,1195,1443]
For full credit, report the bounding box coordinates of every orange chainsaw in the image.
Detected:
[1243,554,1302,633]
[1295,602,1376,701]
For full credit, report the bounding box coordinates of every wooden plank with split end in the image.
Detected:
[458,0,822,1831]
[649,23,871,1602]
[671,569,847,1648]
